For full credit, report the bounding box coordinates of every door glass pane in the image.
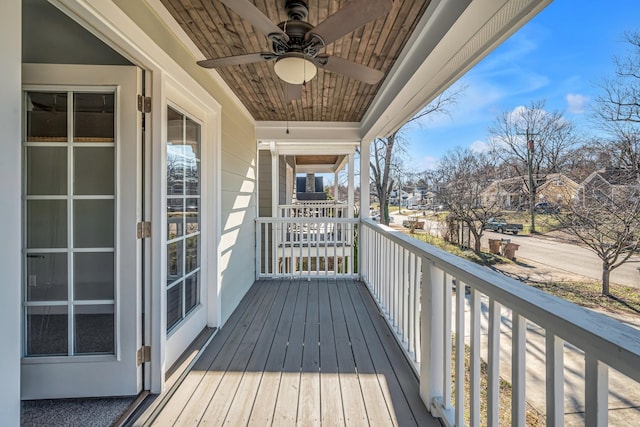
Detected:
[167,283,183,331]
[167,107,185,196]
[185,274,199,313]
[74,147,114,195]
[167,240,184,285]
[26,92,68,142]
[26,147,67,195]
[26,305,68,356]
[74,304,114,354]
[167,198,184,240]
[186,198,199,234]
[73,93,114,142]
[74,199,114,248]
[74,253,114,300]
[26,253,68,302]
[186,236,199,274]
[26,200,67,248]
[185,117,200,195]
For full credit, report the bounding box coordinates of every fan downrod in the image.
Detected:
[285,0,308,21]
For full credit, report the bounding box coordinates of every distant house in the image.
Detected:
[480,177,526,210]
[536,173,579,207]
[580,167,640,203]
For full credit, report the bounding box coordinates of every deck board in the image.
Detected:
[147,279,439,426]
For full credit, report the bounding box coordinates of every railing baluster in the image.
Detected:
[420,261,444,413]
[585,355,608,427]
[545,333,564,427]
[512,311,526,427]
[455,279,466,426]
[488,299,501,426]
[470,287,481,427]
[443,273,452,410]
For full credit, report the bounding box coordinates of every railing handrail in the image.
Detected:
[257,217,358,224]
[360,218,640,384]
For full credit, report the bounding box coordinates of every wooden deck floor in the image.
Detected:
[150,279,439,426]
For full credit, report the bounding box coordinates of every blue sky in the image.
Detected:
[404,0,640,172]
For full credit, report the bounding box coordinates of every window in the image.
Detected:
[166,106,201,332]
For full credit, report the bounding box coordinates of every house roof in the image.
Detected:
[153,0,552,140]
[583,167,640,187]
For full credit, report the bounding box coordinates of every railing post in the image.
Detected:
[420,260,444,413]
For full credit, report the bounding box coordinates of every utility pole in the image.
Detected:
[518,128,539,233]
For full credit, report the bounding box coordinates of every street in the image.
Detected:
[389,211,640,289]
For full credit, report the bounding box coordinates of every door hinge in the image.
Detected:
[137,221,151,239]
[137,346,151,366]
[137,95,151,113]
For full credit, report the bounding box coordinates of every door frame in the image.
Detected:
[49,0,223,394]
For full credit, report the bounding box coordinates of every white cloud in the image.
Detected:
[469,140,489,153]
[566,93,589,114]
[417,155,440,171]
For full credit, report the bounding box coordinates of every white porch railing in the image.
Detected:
[359,219,640,427]
[256,217,358,278]
[278,202,349,218]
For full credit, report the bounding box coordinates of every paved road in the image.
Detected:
[390,212,640,288]
[481,230,640,289]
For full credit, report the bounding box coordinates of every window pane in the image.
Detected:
[26,253,68,302]
[74,200,114,248]
[26,305,68,356]
[186,235,199,274]
[185,273,199,314]
[74,252,114,300]
[27,200,67,249]
[74,93,114,142]
[74,147,114,195]
[26,147,67,195]
[26,92,67,142]
[185,117,200,195]
[167,241,184,286]
[186,198,199,234]
[167,283,183,331]
[167,198,184,240]
[74,304,114,354]
[167,107,185,196]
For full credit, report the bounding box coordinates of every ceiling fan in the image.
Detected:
[197,0,392,99]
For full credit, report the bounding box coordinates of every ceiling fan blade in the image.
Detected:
[219,0,288,41]
[285,83,302,102]
[307,0,392,46]
[315,55,384,85]
[197,53,273,68]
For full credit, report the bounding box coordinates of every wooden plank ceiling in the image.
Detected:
[160,0,430,122]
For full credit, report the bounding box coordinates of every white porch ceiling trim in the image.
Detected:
[360,0,554,142]
[260,140,359,155]
[256,121,361,143]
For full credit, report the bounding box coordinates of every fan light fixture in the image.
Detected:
[274,54,317,84]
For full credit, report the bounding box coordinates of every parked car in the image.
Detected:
[534,202,560,214]
[483,217,523,235]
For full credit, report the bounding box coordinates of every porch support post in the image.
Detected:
[0,0,22,424]
[347,153,355,218]
[270,142,278,217]
[334,172,339,202]
[360,139,370,218]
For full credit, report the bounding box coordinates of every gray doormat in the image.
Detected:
[21,396,135,427]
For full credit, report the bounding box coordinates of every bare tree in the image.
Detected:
[558,182,640,295]
[436,148,501,253]
[594,31,640,124]
[371,86,464,225]
[488,99,578,232]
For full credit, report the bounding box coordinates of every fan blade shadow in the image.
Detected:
[306,0,392,47]
[220,0,288,41]
[197,53,274,68]
[315,55,384,85]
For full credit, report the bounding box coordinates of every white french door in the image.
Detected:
[21,64,143,399]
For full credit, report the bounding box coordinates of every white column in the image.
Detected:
[334,172,339,202]
[359,140,370,218]
[270,142,278,217]
[0,1,22,424]
[348,153,355,218]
